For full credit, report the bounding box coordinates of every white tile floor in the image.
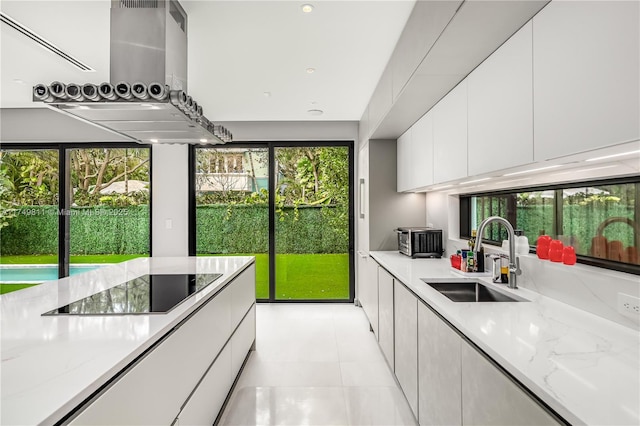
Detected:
[218,304,417,426]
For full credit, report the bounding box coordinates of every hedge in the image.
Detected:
[1,204,349,256]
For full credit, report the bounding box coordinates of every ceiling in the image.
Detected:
[0,0,416,122]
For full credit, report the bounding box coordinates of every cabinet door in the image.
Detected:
[394,283,418,418]
[433,81,468,183]
[396,128,412,192]
[468,22,533,176]
[412,112,434,188]
[377,267,394,369]
[231,263,256,329]
[418,302,462,426]
[533,1,640,161]
[359,254,379,337]
[461,341,560,425]
[177,344,232,426]
[71,289,233,425]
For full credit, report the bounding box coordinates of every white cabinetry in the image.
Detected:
[394,283,418,418]
[418,301,462,425]
[433,81,468,184]
[396,128,412,192]
[533,0,640,161]
[377,267,395,369]
[359,254,379,337]
[468,22,533,175]
[461,341,560,425]
[71,265,256,426]
[397,112,434,192]
[411,112,434,189]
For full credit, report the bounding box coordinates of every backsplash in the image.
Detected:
[448,238,640,331]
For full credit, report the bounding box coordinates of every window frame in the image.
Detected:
[460,175,640,275]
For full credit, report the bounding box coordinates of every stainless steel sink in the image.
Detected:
[422,280,528,302]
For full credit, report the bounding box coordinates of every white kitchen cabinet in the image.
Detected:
[533,0,640,161]
[433,81,468,183]
[71,266,256,426]
[394,283,418,418]
[177,337,233,426]
[418,301,462,426]
[461,341,560,425]
[377,266,394,369]
[397,111,434,192]
[358,253,379,337]
[468,21,533,175]
[411,112,434,188]
[396,128,412,192]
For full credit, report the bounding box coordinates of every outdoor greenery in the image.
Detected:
[472,182,639,262]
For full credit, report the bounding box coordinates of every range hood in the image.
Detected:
[31,0,231,145]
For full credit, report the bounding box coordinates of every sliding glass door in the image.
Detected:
[273,146,351,300]
[193,142,353,302]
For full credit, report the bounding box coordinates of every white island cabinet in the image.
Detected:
[0,256,255,426]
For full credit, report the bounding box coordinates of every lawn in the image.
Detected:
[1,253,350,299]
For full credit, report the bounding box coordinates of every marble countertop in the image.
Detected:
[370,251,640,426]
[0,256,254,426]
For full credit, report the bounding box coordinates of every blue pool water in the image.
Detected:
[0,265,103,283]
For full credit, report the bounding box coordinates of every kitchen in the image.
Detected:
[1,0,639,425]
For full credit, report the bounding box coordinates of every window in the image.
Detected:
[461,177,640,274]
[0,144,150,295]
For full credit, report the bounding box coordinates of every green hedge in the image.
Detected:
[196,205,348,254]
[1,204,348,256]
[0,206,150,256]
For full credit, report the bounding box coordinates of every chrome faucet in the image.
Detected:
[473,216,522,289]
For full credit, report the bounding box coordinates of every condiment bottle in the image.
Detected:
[467,252,475,272]
[549,239,564,262]
[536,235,552,259]
[515,230,529,255]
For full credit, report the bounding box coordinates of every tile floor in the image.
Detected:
[218,303,417,426]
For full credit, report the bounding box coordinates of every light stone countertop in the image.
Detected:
[0,256,254,426]
[370,251,640,426]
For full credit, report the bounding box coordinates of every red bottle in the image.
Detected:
[537,235,552,260]
[563,246,577,265]
[549,239,564,262]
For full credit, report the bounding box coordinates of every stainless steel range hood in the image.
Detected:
[31,0,231,145]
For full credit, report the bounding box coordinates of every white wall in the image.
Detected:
[151,144,189,256]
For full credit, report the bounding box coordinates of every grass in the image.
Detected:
[1,253,350,299]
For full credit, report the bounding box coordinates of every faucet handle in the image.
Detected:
[512,256,522,276]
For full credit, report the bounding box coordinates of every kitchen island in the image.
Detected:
[368,251,639,425]
[1,256,256,425]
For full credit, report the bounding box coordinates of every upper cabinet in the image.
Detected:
[396,128,412,192]
[412,112,434,188]
[433,81,468,184]
[396,112,434,192]
[468,22,533,176]
[533,1,640,161]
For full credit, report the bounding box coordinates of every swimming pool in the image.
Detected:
[0,265,105,283]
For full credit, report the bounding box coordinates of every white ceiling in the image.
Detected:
[0,0,415,122]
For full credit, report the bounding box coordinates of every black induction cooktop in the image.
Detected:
[43,273,222,316]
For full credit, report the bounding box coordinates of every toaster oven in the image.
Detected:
[395,227,444,258]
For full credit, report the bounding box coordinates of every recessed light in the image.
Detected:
[430,184,453,190]
[263,91,271,97]
[13,78,25,84]
[200,139,207,143]
[301,4,314,13]
[585,150,640,162]
[306,67,315,74]
[307,109,323,116]
[150,139,158,143]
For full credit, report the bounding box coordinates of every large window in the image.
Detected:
[461,177,640,274]
[0,144,150,295]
